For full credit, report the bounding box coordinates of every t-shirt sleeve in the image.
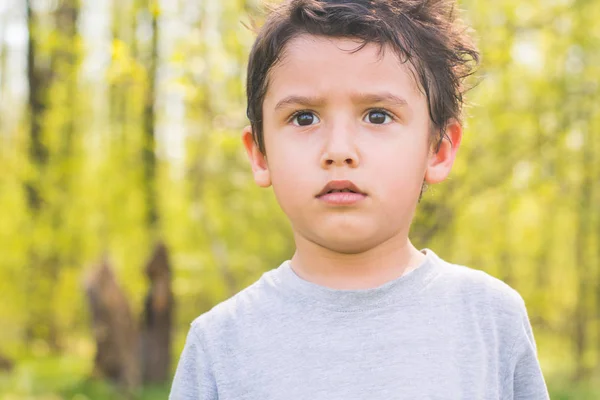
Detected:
[169,322,218,400]
[511,302,550,400]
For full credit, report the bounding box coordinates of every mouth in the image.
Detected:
[316,180,367,205]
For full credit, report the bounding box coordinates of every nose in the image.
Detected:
[320,122,360,169]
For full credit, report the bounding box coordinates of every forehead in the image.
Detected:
[263,34,423,108]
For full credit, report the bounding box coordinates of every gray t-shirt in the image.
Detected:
[170,249,549,399]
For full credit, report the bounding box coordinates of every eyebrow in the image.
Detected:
[273,92,408,111]
[274,95,326,111]
[350,92,408,107]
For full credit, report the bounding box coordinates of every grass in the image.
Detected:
[60,380,170,400]
[1,374,170,400]
[548,379,600,400]
[0,353,170,399]
[1,355,599,399]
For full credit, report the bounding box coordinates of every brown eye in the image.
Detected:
[366,110,391,124]
[292,112,319,126]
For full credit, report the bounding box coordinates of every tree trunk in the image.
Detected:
[25,0,48,208]
[595,117,600,376]
[142,0,159,232]
[0,11,6,128]
[23,0,81,351]
[23,0,54,349]
[84,256,141,390]
[140,241,173,383]
[0,353,14,372]
[573,116,592,382]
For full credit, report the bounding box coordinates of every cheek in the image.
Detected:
[371,141,428,194]
[267,141,314,206]
[267,128,315,172]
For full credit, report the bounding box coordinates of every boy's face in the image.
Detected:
[243,35,461,254]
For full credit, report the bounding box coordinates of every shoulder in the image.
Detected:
[428,250,527,318]
[189,269,282,338]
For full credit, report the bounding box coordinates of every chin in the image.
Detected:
[314,232,384,255]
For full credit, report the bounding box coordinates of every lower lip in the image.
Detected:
[317,192,366,205]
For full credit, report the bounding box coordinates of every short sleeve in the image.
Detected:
[511,303,550,400]
[169,322,218,400]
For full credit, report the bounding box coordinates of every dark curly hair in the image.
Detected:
[246,0,479,154]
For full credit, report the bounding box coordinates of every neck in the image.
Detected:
[290,232,425,290]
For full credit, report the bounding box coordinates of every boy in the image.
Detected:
[170,0,549,398]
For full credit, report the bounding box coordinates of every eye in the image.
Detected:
[364,110,392,124]
[291,111,320,126]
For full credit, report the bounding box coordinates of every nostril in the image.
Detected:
[322,154,358,167]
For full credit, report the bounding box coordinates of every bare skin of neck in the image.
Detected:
[290,232,426,290]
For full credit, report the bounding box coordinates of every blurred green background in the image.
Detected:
[0,0,599,398]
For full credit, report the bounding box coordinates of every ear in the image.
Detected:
[425,119,462,184]
[242,125,271,188]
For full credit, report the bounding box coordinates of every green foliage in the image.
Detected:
[0,0,599,395]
